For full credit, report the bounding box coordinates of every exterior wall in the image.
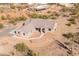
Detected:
[10,27,54,38]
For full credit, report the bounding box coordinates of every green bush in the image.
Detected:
[14,43,37,56]
[14,16,26,21]
[9,20,16,25]
[0,10,3,13]
[53,12,59,17]
[66,23,71,26]
[30,13,48,19]
[68,17,76,24]
[40,15,48,19]
[68,17,75,21]
[9,16,27,25]
[14,43,27,52]
[70,20,76,24]
[10,5,15,9]
[0,23,4,29]
[18,16,27,21]
[30,13,38,18]
[1,16,6,20]
[63,33,74,39]
[73,32,79,43]
[30,12,59,19]
[49,16,56,19]
[48,12,59,19]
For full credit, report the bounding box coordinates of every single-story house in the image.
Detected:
[34,5,48,11]
[10,19,57,38]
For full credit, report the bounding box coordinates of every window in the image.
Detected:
[22,23,25,26]
[23,33,25,36]
[38,28,41,32]
[14,31,16,34]
[48,28,51,31]
[18,31,20,34]
[35,28,41,33]
[42,28,45,33]
[35,28,39,30]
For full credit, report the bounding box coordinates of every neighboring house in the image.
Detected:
[26,4,48,12]
[34,5,48,11]
[10,19,57,38]
[59,3,74,8]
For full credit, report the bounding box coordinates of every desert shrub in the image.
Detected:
[9,16,27,25]
[29,12,59,19]
[68,17,75,21]
[68,17,76,25]
[63,32,79,55]
[18,16,27,21]
[73,32,79,44]
[9,20,16,25]
[64,42,70,45]
[29,13,48,19]
[29,13,38,18]
[16,6,23,11]
[62,6,73,12]
[14,43,27,52]
[0,23,4,29]
[0,10,3,13]
[70,20,76,24]
[47,11,51,13]
[14,43,37,56]
[10,5,15,9]
[14,16,26,21]
[53,12,60,16]
[49,16,56,19]
[39,15,48,19]
[29,11,60,19]
[63,33,74,39]
[66,23,71,26]
[26,49,37,56]
[48,12,59,19]
[1,16,6,20]
[49,12,59,16]
[47,3,55,5]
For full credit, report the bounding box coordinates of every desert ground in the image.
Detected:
[0,3,79,56]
